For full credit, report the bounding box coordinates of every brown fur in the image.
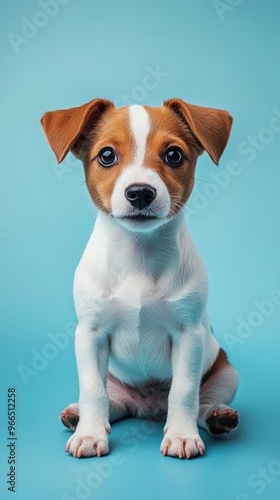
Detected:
[201,348,229,385]
[41,98,232,216]
[164,98,233,165]
[144,105,203,216]
[84,106,134,212]
[83,104,203,215]
[40,98,114,163]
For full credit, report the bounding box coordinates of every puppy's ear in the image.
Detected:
[41,98,114,163]
[164,98,233,165]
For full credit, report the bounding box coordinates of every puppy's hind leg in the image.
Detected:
[60,403,79,431]
[198,349,239,435]
[60,400,129,431]
[60,375,134,431]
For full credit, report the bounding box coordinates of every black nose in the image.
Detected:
[125,184,157,210]
[125,184,156,210]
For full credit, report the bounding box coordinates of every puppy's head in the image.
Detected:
[41,98,232,232]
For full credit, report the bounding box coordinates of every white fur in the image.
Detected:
[65,105,223,459]
[128,104,150,164]
[66,209,220,457]
[111,105,170,231]
[73,212,219,380]
[111,164,170,224]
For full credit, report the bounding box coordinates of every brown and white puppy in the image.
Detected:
[41,98,239,459]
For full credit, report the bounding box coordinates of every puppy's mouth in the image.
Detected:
[121,214,158,222]
[114,211,165,231]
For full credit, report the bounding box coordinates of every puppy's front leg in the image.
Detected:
[65,323,110,458]
[160,325,205,459]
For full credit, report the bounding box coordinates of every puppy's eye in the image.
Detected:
[97,147,118,167]
[164,147,184,167]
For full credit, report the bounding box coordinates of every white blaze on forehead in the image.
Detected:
[111,104,170,223]
[128,105,150,165]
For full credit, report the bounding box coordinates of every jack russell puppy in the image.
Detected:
[41,98,239,459]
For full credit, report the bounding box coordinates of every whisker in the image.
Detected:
[72,208,94,222]
[64,180,86,183]
[195,182,209,192]
[71,181,86,194]
[185,203,200,215]
[169,195,184,200]
[195,177,212,184]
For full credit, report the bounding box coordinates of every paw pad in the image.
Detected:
[206,406,239,434]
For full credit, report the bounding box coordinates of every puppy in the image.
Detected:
[41,98,239,459]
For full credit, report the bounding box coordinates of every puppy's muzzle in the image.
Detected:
[125,184,157,210]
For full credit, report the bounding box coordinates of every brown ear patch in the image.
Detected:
[41,98,114,163]
[164,98,233,165]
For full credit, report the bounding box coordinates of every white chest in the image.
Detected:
[73,214,216,384]
[107,276,177,382]
[76,272,199,383]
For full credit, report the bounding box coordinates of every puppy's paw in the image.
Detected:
[206,405,239,435]
[160,431,205,459]
[65,433,109,458]
[60,403,79,431]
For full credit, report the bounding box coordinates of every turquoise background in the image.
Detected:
[1,0,280,499]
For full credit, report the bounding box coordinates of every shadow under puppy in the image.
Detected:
[41,98,239,459]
